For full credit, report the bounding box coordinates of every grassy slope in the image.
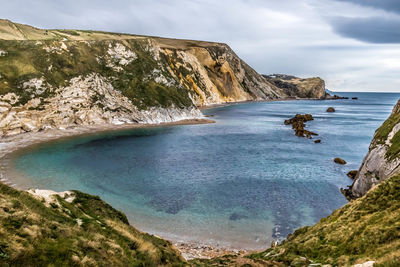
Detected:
[372,100,400,160]
[0,38,194,110]
[249,173,400,266]
[0,182,184,266]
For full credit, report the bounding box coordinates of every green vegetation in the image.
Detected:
[0,39,193,109]
[387,130,400,160]
[249,173,400,266]
[370,100,400,159]
[374,112,400,146]
[0,182,184,266]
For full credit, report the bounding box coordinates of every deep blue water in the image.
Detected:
[11,92,400,249]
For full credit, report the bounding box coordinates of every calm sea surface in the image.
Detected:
[10,92,400,249]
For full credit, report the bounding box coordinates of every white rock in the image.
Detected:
[352,261,375,267]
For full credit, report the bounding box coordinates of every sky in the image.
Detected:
[1,0,399,92]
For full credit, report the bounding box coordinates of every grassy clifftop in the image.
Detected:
[0,182,184,266]
[263,74,327,99]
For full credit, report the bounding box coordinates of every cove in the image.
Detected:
[10,92,400,250]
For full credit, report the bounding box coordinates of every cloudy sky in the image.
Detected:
[1,0,399,92]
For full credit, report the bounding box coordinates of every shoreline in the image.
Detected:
[0,116,254,260]
[0,96,349,260]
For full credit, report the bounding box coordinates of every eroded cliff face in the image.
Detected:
[343,99,400,199]
[0,19,286,137]
[263,74,327,99]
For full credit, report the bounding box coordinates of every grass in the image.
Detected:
[0,182,185,266]
[248,173,400,266]
[0,38,194,109]
[374,111,400,146]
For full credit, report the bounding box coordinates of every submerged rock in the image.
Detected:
[229,213,248,221]
[326,107,335,112]
[284,114,318,138]
[347,170,358,179]
[334,158,347,165]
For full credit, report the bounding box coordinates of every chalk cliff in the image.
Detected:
[343,99,400,199]
[0,19,292,137]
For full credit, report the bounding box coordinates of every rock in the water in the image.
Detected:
[347,170,358,179]
[284,114,318,138]
[314,139,321,143]
[352,97,358,100]
[326,107,335,112]
[334,158,347,165]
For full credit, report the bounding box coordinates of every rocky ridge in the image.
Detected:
[263,74,328,99]
[343,99,400,199]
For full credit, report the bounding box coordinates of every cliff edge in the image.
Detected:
[343,99,400,199]
[0,19,291,137]
[263,74,328,99]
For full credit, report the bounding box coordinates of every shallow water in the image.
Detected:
[11,92,400,249]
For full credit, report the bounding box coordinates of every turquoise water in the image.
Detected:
[11,92,400,249]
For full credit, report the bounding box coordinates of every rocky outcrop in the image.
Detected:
[284,114,318,138]
[263,74,328,99]
[343,99,400,199]
[0,19,304,137]
[0,74,202,136]
[347,170,358,179]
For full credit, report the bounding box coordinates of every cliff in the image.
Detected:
[0,19,291,137]
[343,99,400,199]
[263,74,328,99]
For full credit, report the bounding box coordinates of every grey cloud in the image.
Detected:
[0,0,399,91]
[330,16,400,43]
[336,0,400,14]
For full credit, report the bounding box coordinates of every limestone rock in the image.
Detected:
[343,99,400,199]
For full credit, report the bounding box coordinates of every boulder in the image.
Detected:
[334,158,347,165]
[326,107,335,112]
[314,139,321,143]
[352,97,358,100]
[347,170,358,179]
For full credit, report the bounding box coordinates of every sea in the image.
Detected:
[9,92,400,250]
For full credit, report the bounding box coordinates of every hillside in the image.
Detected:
[248,171,400,266]
[0,19,331,137]
[0,182,184,266]
[263,74,328,99]
[0,19,282,137]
